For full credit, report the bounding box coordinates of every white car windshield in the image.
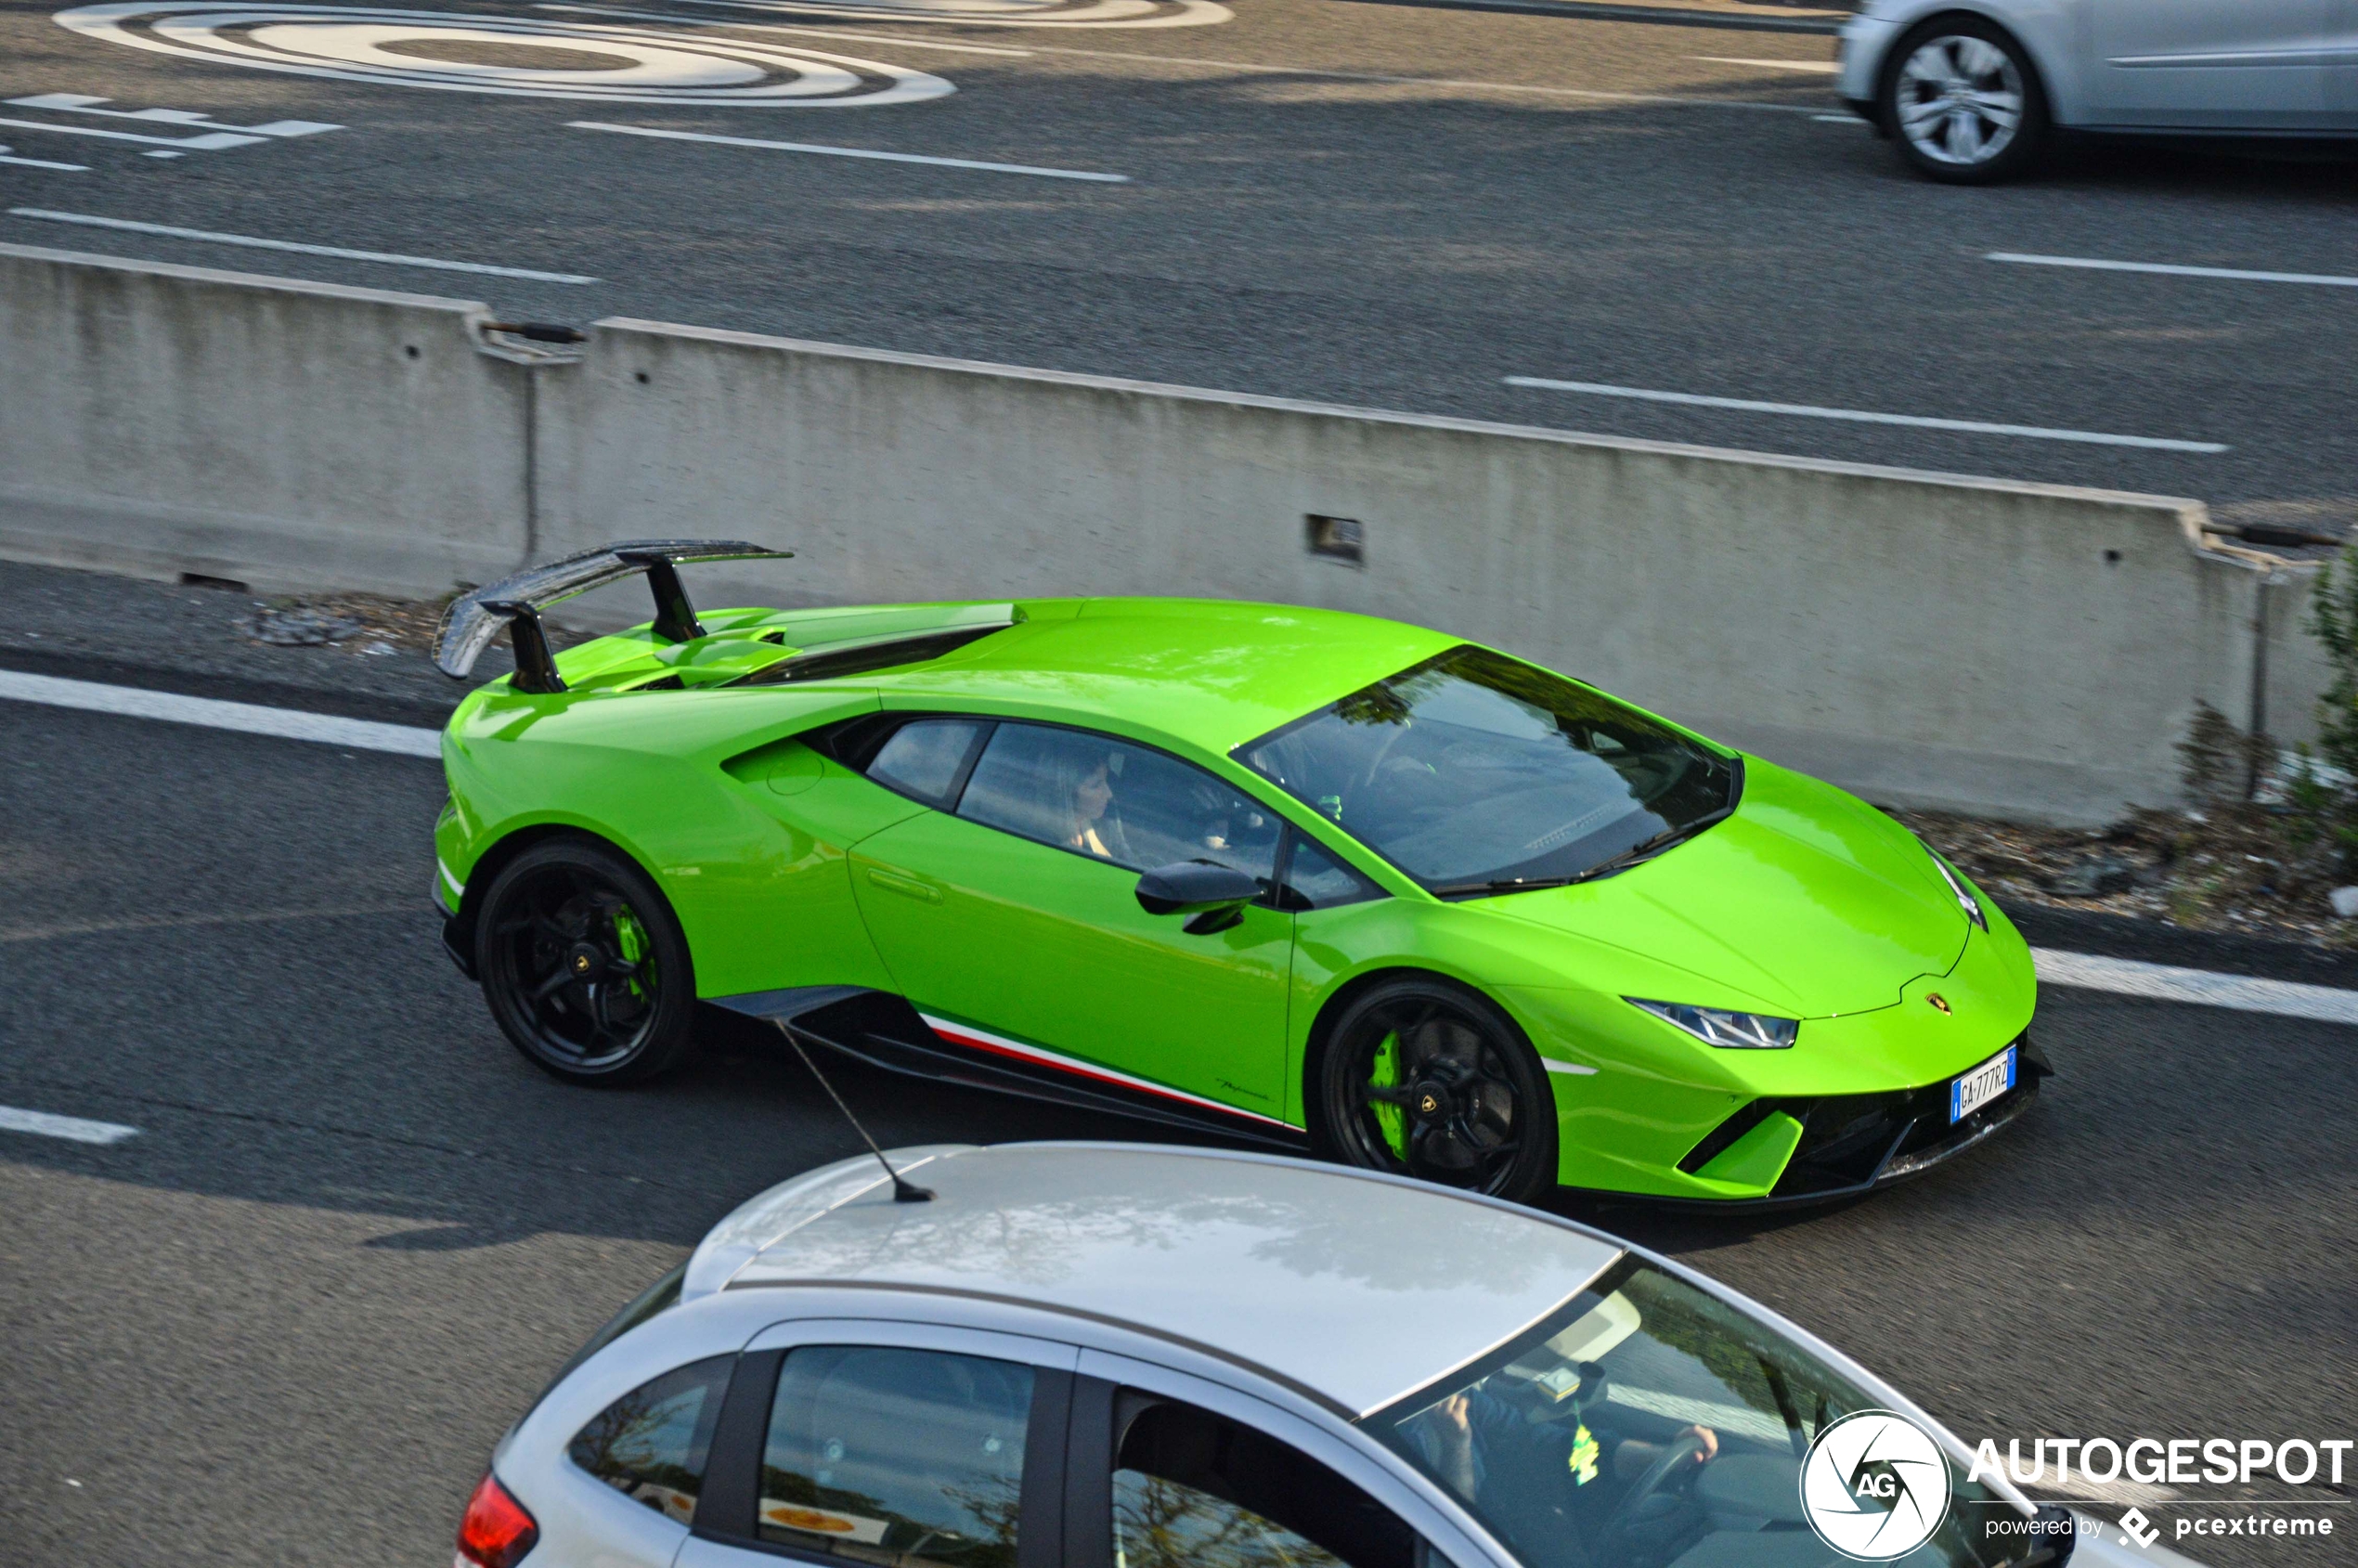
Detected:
[1237,648,1739,896]
[1367,1259,2027,1568]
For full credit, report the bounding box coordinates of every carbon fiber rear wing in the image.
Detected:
[433,539,793,692]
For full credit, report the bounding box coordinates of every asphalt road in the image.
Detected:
[1,611,2352,1567]
[2,0,2356,537]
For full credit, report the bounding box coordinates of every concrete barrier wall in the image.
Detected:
[0,242,527,595]
[538,319,2289,823]
[0,242,2327,824]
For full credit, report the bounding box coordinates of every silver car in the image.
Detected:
[456,1143,2189,1568]
[1840,0,2358,181]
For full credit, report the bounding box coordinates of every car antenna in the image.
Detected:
[771,1023,933,1202]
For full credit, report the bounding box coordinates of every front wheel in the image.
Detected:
[1879,18,2048,184]
[474,836,698,1085]
[1315,978,1559,1207]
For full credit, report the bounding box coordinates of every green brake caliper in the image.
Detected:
[1370,1031,1406,1159]
[612,908,652,999]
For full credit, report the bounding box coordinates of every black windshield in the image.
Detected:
[1237,648,1738,894]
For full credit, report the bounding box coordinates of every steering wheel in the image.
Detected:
[1594,1431,1710,1566]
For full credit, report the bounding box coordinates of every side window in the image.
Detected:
[1283,836,1386,911]
[759,1345,1035,1568]
[567,1354,732,1526]
[1112,1400,1416,1568]
[864,719,992,809]
[958,723,1281,880]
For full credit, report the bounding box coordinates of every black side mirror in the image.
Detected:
[1135,861,1262,933]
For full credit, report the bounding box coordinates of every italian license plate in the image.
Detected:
[1949,1045,2017,1123]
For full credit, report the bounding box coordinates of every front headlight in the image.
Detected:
[1927,850,1988,931]
[1626,998,1798,1049]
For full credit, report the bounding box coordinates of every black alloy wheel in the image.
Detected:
[475,836,697,1085]
[1316,978,1559,1206]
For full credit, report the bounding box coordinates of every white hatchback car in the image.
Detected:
[456,1143,2190,1568]
[1840,0,2358,181]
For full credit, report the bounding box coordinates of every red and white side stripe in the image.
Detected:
[919,1014,1299,1132]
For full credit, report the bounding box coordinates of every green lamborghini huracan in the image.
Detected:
[431,541,2042,1207]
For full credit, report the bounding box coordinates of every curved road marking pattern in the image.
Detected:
[674,0,1233,29]
[53,2,953,106]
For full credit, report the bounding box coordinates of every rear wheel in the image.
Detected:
[1315,978,1559,1207]
[474,837,697,1085]
[1880,18,2048,184]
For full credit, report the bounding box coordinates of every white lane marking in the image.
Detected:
[534,3,1035,55]
[2033,948,2358,1027]
[0,113,265,149]
[1812,112,1859,122]
[1989,251,2358,290]
[6,92,341,136]
[0,669,443,758]
[1502,377,2229,453]
[570,119,1130,180]
[1694,56,1840,72]
[0,1105,140,1145]
[5,208,600,281]
[1544,1058,1600,1076]
[0,145,88,170]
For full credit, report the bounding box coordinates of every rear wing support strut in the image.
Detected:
[432,538,795,688]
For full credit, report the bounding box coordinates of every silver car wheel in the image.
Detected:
[1895,34,2023,167]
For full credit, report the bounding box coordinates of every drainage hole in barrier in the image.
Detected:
[405,344,420,359]
[1307,514,1366,566]
[179,572,250,591]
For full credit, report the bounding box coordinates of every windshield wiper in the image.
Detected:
[1431,807,1739,900]
[1561,805,1739,886]
[1430,875,1580,900]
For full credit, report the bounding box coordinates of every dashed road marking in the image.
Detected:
[1989,252,2358,290]
[571,119,1129,179]
[0,669,443,758]
[0,1106,140,1146]
[1502,376,2229,453]
[6,92,342,136]
[1693,56,1837,72]
[0,113,268,149]
[0,145,87,170]
[6,208,601,281]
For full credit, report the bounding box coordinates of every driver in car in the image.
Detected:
[1409,1363,1717,1548]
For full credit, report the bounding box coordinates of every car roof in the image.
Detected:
[862,598,1457,757]
[688,1142,1625,1419]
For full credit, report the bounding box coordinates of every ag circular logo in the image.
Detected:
[1799,1409,1954,1561]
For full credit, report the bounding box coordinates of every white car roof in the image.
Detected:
[686,1141,1624,1418]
